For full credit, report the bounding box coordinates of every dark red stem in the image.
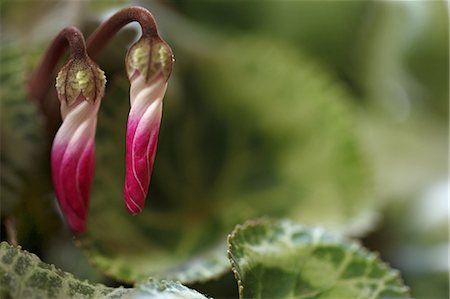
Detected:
[28,26,87,103]
[86,6,158,59]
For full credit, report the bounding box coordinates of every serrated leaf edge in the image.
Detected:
[227,218,411,299]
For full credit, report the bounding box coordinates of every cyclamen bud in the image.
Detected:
[52,57,106,232]
[123,36,173,214]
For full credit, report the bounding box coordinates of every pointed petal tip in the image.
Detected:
[68,218,87,234]
[126,208,141,216]
[124,185,145,215]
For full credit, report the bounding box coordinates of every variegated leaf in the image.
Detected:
[228,219,411,299]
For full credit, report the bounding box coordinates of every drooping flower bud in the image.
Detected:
[123,36,173,214]
[52,56,106,232]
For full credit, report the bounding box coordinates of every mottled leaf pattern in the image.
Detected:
[228,219,411,299]
[0,242,208,299]
[0,242,130,299]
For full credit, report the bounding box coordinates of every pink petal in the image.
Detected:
[124,74,167,214]
[51,100,98,233]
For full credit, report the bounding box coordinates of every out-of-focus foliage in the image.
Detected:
[0,45,45,214]
[363,180,449,299]
[0,42,63,259]
[171,0,368,82]
[0,0,447,298]
[352,1,448,121]
[76,34,373,284]
[169,0,448,122]
[404,2,449,118]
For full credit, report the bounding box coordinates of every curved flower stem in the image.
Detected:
[86,6,158,59]
[28,26,87,105]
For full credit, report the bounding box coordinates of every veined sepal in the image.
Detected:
[126,36,173,83]
[56,56,106,106]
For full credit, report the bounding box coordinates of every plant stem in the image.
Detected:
[4,216,17,246]
[27,27,88,135]
[28,26,87,104]
[86,6,158,59]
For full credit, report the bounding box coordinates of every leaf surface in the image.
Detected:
[130,279,208,299]
[228,219,411,299]
[0,242,130,299]
[0,242,208,299]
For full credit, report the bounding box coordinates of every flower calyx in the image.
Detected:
[125,36,173,83]
[56,56,106,106]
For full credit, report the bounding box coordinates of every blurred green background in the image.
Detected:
[1,1,448,298]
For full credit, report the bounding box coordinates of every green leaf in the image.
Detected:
[130,279,208,299]
[77,35,373,284]
[227,219,410,299]
[0,242,208,299]
[0,241,130,299]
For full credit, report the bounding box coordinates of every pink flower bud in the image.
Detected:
[52,57,106,233]
[124,37,173,214]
